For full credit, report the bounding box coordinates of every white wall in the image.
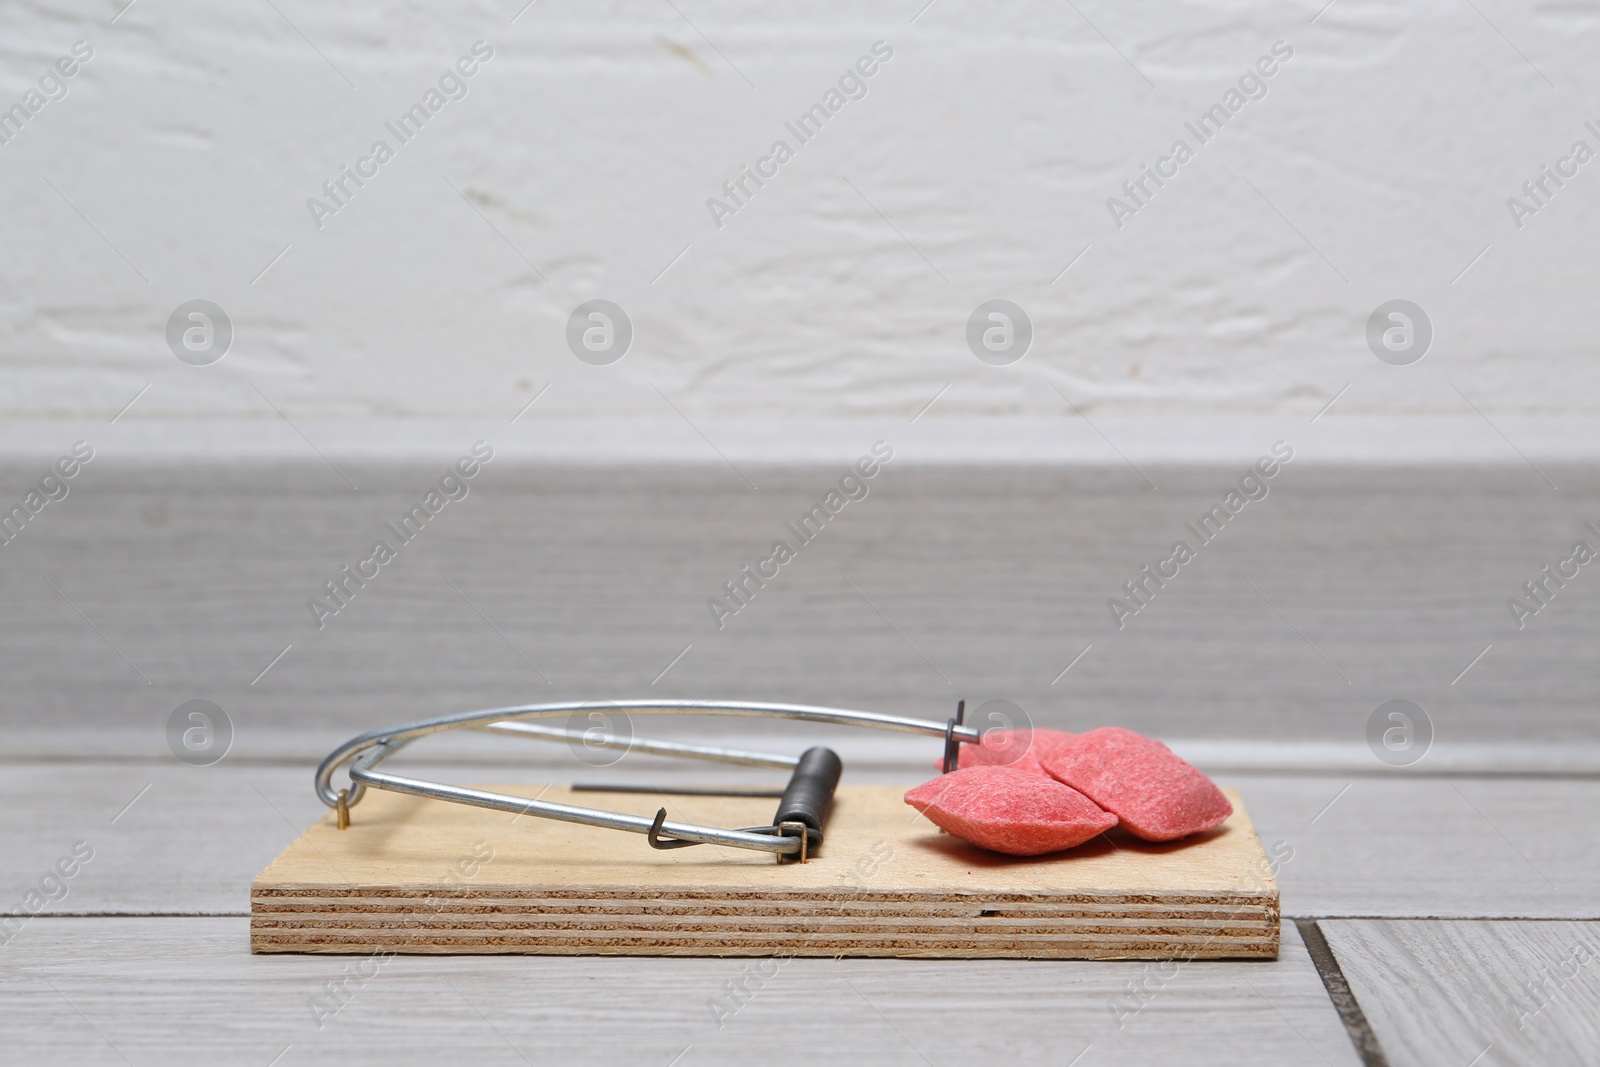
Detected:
[2,0,1598,421]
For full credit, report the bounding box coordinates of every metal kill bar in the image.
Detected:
[316,700,980,808]
[313,700,981,859]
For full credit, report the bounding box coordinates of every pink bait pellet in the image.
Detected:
[904,765,1118,856]
[1041,727,1232,842]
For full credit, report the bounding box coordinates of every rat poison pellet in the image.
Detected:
[904,765,1117,856]
[1042,727,1232,842]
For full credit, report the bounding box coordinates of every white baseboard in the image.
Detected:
[2,419,1595,766]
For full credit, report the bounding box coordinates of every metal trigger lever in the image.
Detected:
[647,808,701,849]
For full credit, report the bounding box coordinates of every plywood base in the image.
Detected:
[251,785,1279,959]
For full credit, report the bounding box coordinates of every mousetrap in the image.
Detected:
[252,701,1279,959]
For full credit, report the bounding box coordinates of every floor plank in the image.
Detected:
[1239,776,1600,919]
[0,917,1358,1066]
[4,762,1595,921]
[1321,919,1600,1067]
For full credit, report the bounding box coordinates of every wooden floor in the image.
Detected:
[3,432,1598,1064]
[4,754,1597,1065]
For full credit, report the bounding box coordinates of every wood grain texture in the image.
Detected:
[1321,920,1600,1067]
[7,761,1597,921]
[1,917,1358,1067]
[251,785,1278,959]
[2,450,1597,762]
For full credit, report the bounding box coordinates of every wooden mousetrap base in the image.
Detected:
[252,785,1278,959]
